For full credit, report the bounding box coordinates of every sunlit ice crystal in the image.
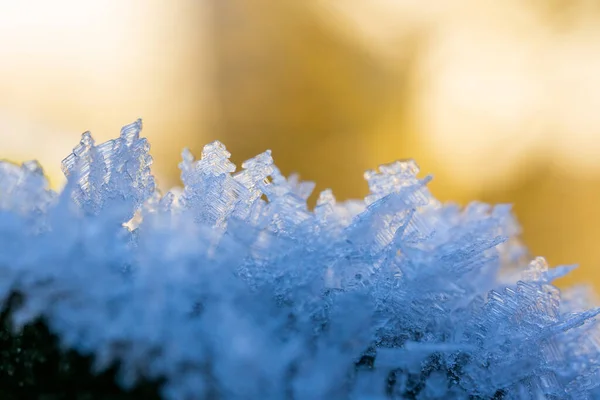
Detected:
[1,120,600,399]
[61,119,155,220]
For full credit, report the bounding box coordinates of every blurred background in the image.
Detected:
[1,0,600,288]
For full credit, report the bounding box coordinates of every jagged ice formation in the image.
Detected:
[1,120,600,399]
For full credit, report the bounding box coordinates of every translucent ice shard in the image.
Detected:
[61,119,155,218]
[1,119,600,399]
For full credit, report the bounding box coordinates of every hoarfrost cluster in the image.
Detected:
[1,120,599,399]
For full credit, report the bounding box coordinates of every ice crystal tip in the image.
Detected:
[0,120,598,399]
[119,118,142,142]
[81,131,95,147]
[201,140,230,158]
[22,159,44,175]
[316,188,335,206]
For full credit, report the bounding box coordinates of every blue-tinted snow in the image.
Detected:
[0,120,599,399]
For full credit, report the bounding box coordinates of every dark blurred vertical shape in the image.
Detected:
[205,0,408,200]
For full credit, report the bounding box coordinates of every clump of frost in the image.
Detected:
[1,119,600,399]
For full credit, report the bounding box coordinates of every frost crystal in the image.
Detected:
[1,120,599,399]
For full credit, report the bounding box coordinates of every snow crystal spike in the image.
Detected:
[119,118,143,144]
[181,147,195,163]
[22,159,44,175]
[545,264,579,282]
[201,140,231,159]
[61,131,95,177]
[80,131,95,148]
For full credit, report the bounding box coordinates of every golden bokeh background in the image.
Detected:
[1,1,600,288]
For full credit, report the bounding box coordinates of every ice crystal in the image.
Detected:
[1,120,600,399]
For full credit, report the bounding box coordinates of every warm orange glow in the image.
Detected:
[0,0,209,187]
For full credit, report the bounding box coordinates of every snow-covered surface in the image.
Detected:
[0,120,599,399]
